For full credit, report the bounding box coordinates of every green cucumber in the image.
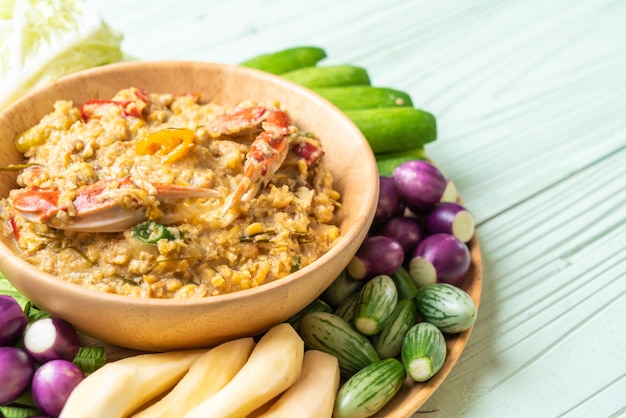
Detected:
[345,107,437,155]
[401,322,447,382]
[287,298,332,331]
[353,275,398,336]
[415,283,477,333]
[280,65,371,88]
[333,358,406,418]
[373,299,418,359]
[390,266,419,300]
[334,291,359,323]
[376,148,428,176]
[312,86,413,110]
[239,46,327,74]
[299,311,380,378]
[321,269,363,308]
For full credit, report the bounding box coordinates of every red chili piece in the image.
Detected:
[292,142,325,166]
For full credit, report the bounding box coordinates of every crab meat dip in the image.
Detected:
[0,88,341,298]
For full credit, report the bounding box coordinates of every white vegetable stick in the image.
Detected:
[132,337,255,418]
[59,349,205,418]
[258,349,341,418]
[183,323,305,418]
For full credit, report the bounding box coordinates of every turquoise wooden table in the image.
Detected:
[79,0,626,416]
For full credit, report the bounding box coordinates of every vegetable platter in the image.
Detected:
[0,41,482,418]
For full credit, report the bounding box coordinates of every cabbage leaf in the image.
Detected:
[0,0,124,110]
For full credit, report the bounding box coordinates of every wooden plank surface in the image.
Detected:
[84,0,626,416]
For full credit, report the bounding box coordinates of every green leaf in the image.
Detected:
[73,346,107,375]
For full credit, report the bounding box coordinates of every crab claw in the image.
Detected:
[211,106,296,227]
[11,177,220,233]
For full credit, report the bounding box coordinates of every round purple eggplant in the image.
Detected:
[424,202,475,243]
[348,235,405,280]
[381,216,423,255]
[409,233,470,287]
[0,295,28,346]
[32,359,85,418]
[23,317,80,363]
[392,160,447,210]
[0,346,35,404]
[374,176,405,224]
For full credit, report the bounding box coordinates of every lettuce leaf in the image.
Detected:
[0,0,124,110]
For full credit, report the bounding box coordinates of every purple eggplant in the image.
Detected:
[348,235,405,280]
[0,295,28,346]
[424,202,475,243]
[381,216,423,256]
[32,359,85,418]
[374,176,405,224]
[392,160,447,210]
[0,346,35,404]
[23,317,80,363]
[409,233,470,287]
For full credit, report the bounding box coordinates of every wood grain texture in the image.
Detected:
[83,0,626,416]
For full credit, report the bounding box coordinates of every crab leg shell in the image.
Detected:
[11,178,220,233]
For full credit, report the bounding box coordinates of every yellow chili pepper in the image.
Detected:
[136,127,195,163]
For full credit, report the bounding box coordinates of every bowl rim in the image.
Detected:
[0,60,379,307]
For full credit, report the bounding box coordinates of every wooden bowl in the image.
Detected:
[0,61,378,351]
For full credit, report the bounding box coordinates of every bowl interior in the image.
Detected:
[0,61,378,350]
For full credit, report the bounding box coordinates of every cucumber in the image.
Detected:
[353,275,398,336]
[333,358,406,418]
[334,291,359,323]
[401,322,447,382]
[312,86,413,111]
[287,298,332,331]
[415,283,477,333]
[390,266,419,300]
[376,148,428,176]
[345,107,437,155]
[239,46,327,74]
[299,311,381,378]
[280,65,371,88]
[321,269,363,308]
[373,299,418,359]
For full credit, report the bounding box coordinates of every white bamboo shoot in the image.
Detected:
[258,349,341,418]
[183,323,304,418]
[59,349,205,418]
[132,338,255,418]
